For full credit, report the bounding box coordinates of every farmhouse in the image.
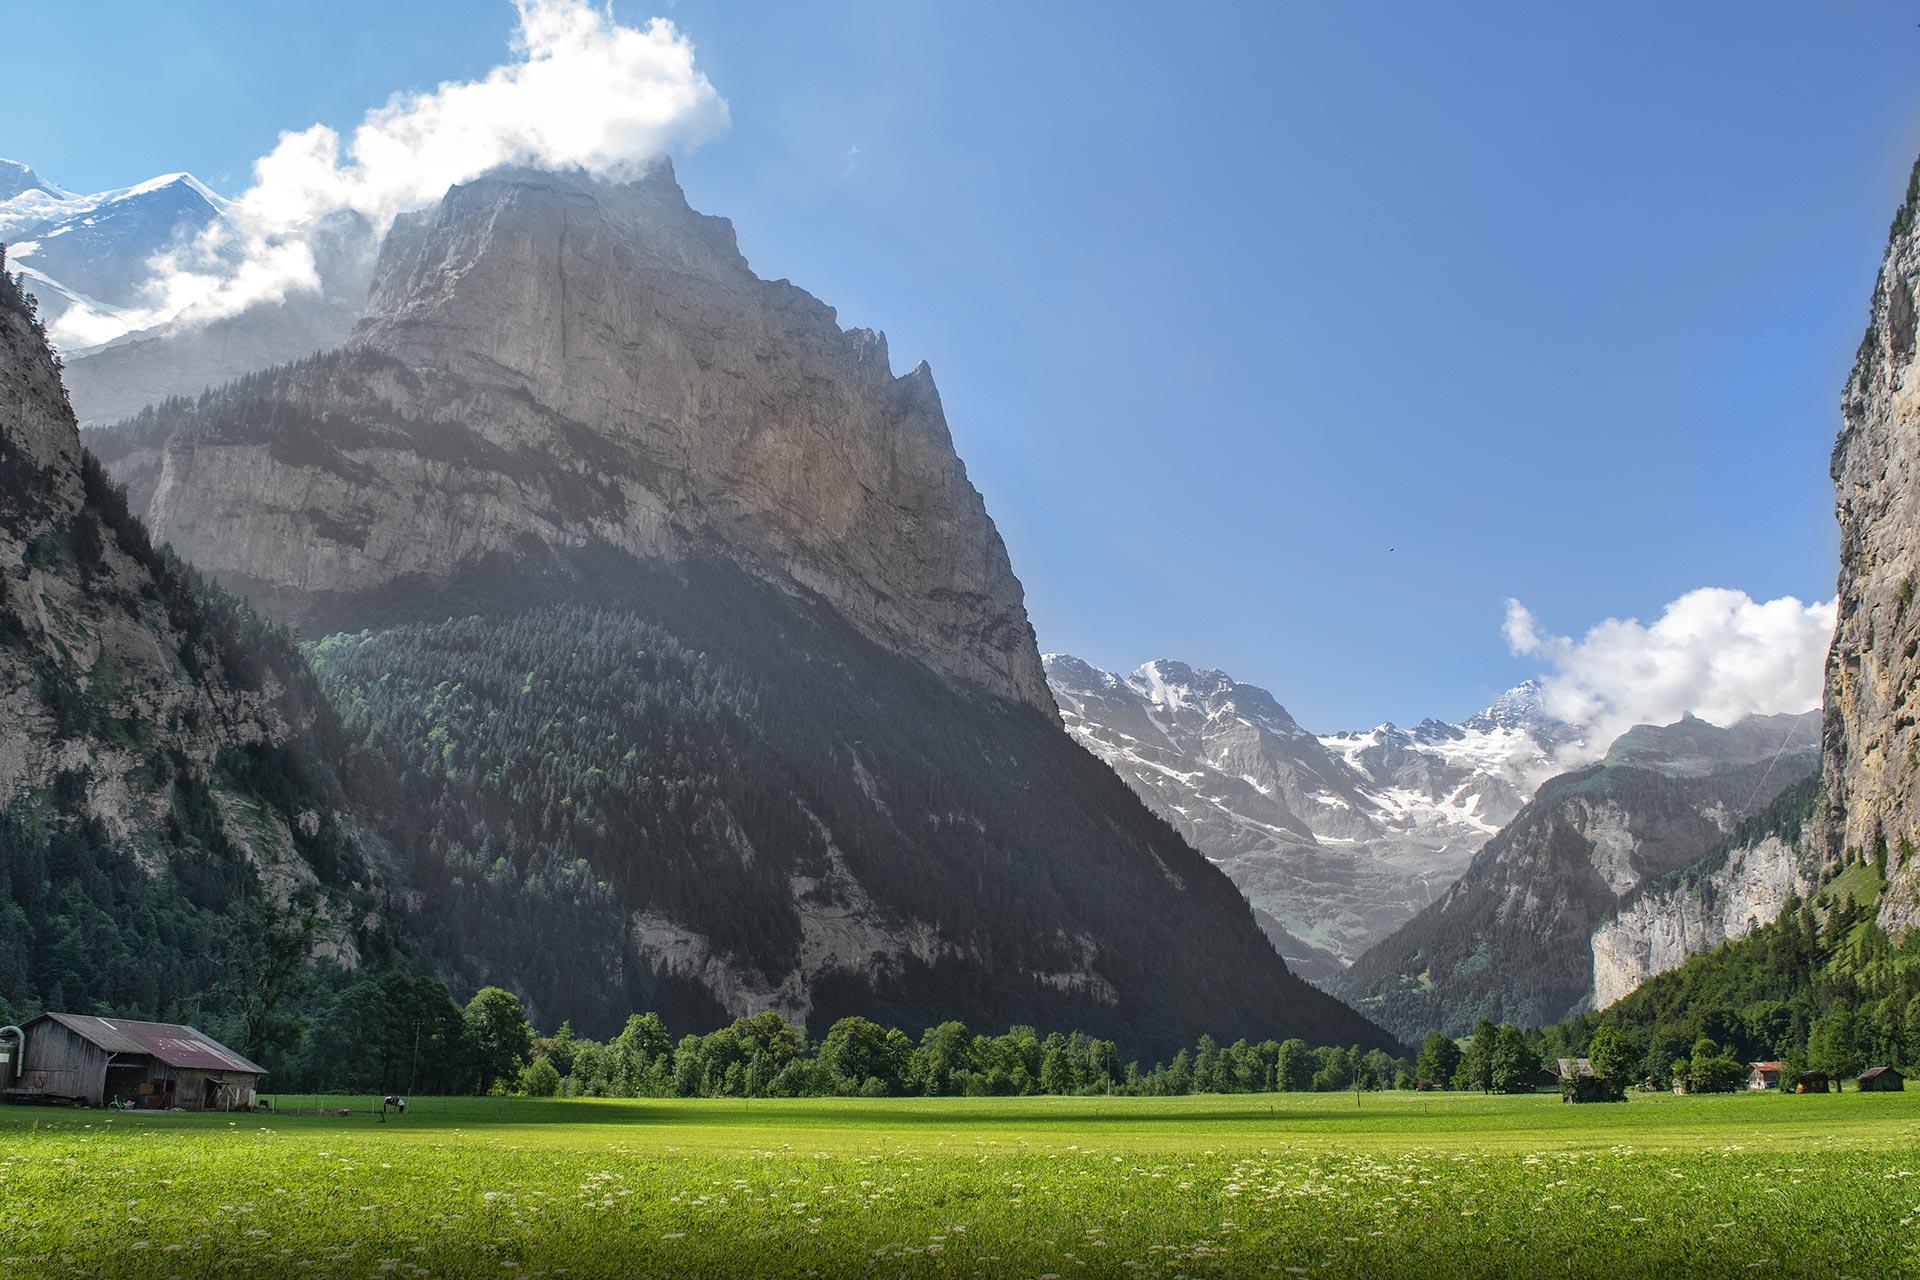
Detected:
[1857,1066,1905,1092]
[1,1013,265,1109]
[1746,1061,1783,1091]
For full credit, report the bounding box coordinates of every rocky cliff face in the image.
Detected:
[1045,655,1565,975]
[0,249,376,1014]
[1590,823,1816,1009]
[1825,156,1920,933]
[1335,713,1819,1038]
[103,163,1049,716]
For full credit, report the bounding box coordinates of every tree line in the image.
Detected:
[224,972,1435,1099]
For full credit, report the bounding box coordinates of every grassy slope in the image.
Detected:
[2,1093,1917,1278]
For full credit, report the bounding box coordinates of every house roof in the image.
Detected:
[1557,1057,1595,1079]
[1859,1065,1902,1080]
[30,1012,267,1075]
[1748,1061,1784,1072]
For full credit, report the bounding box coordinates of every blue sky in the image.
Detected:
[8,2,1918,730]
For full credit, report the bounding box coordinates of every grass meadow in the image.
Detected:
[1,1089,1916,1278]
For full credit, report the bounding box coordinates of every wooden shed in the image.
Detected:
[1746,1061,1783,1091]
[1794,1071,1830,1094]
[1858,1066,1905,1093]
[3,1013,265,1109]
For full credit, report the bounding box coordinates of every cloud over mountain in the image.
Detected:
[50,0,728,347]
[1504,587,1835,758]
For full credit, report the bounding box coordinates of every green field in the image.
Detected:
[2,1090,1917,1278]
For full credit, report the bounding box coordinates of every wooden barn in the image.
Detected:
[1858,1066,1905,1093]
[2,1013,265,1109]
[1746,1061,1783,1091]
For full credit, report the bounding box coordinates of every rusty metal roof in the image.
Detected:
[33,1012,267,1075]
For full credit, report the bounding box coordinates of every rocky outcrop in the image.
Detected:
[1825,156,1920,933]
[102,162,1051,716]
[1046,655,1566,971]
[1335,713,1819,1038]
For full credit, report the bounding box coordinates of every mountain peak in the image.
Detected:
[0,157,60,203]
[106,170,228,209]
[1041,652,1119,696]
[1463,678,1558,734]
[1125,659,1307,736]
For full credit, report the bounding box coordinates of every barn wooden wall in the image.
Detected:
[18,1021,108,1105]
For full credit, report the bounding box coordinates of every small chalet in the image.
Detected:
[1858,1066,1905,1093]
[1746,1061,1783,1091]
[2,1013,265,1109]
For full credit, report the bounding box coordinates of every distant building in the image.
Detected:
[1,1013,265,1109]
[1557,1057,1623,1103]
[1858,1066,1905,1093]
[1794,1071,1830,1094]
[1746,1061,1783,1091]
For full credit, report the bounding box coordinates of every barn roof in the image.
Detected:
[1859,1065,1902,1081]
[1748,1061,1784,1072]
[31,1013,267,1075]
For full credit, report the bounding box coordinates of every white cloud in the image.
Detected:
[1505,587,1835,758]
[49,0,729,348]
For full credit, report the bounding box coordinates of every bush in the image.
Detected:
[519,1057,562,1098]
[1689,1056,1746,1094]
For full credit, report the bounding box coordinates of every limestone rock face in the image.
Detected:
[1826,159,1920,931]
[1590,830,1816,1009]
[1589,832,1812,1013]
[108,163,1052,716]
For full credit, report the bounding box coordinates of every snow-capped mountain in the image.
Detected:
[0,158,58,203]
[1045,655,1571,978]
[0,158,376,424]
[1317,680,1572,843]
[0,159,235,343]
